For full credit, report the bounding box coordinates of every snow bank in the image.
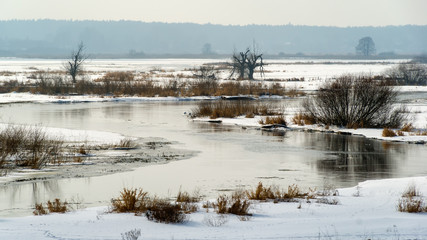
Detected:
[0,176,426,239]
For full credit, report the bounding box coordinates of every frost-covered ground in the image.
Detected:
[0,176,426,240]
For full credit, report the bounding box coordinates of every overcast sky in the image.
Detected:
[2,0,426,27]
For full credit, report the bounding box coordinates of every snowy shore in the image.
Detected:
[0,176,426,240]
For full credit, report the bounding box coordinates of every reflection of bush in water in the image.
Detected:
[311,133,404,176]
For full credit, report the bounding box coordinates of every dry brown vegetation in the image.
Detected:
[33,199,68,215]
[111,187,196,223]
[382,128,397,137]
[400,123,414,132]
[292,112,316,126]
[246,182,314,202]
[111,188,149,213]
[258,115,287,126]
[397,184,427,213]
[0,125,64,169]
[213,192,251,216]
[192,100,282,119]
[0,70,289,97]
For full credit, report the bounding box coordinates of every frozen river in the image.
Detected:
[1,100,427,217]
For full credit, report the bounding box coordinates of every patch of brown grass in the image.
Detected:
[292,112,316,126]
[193,100,281,119]
[213,192,251,216]
[111,188,149,213]
[397,184,427,213]
[382,128,397,137]
[259,115,287,126]
[33,198,68,215]
[400,123,414,132]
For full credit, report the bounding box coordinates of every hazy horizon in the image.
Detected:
[2,0,427,27]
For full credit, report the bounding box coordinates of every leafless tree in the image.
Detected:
[355,37,376,56]
[65,42,88,84]
[303,75,406,128]
[230,47,264,80]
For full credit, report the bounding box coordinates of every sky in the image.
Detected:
[1,0,427,27]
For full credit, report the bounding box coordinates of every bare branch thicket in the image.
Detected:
[303,75,406,128]
[64,42,88,84]
[385,62,427,86]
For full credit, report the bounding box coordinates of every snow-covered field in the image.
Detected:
[1,58,427,239]
[0,176,426,240]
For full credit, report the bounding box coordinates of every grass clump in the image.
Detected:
[292,112,316,126]
[213,192,251,216]
[397,184,427,213]
[111,188,149,213]
[400,123,414,132]
[0,125,64,169]
[382,128,397,137]
[258,115,287,126]
[33,198,68,215]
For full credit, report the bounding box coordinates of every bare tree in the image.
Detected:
[230,47,264,80]
[65,42,88,84]
[355,37,376,56]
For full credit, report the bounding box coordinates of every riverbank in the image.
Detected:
[0,123,194,186]
[0,176,426,239]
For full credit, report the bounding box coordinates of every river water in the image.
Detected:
[1,100,427,217]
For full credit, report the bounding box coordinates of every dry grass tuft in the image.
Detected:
[259,115,287,126]
[382,128,397,137]
[193,100,281,119]
[246,182,277,200]
[292,112,316,126]
[400,123,414,132]
[111,188,149,213]
[47,199,68,213]
[33,198,68,215]
[213,192,251,216]
[176,189,201,203]
[397,184,427,213]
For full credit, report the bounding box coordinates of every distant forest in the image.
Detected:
[0,20,426,58]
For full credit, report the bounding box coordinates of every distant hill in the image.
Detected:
[0,20,426,58]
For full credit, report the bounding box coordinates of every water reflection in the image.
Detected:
[308,132,402,181]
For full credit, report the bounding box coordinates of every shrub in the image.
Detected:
[111,188,149,213]
[303,75,406,128]
[386,62,427,86]
[145,198,187,223]
[382,128,397,137]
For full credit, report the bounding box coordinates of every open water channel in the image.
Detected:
[1,99,427,216]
